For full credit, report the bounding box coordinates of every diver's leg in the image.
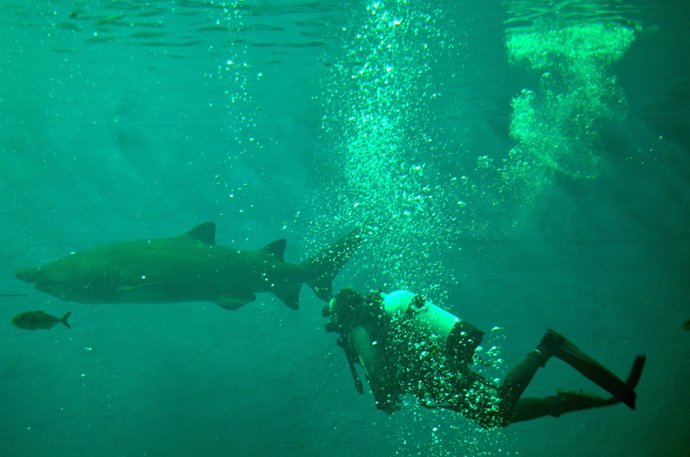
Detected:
[446,371,507,429]
[498,350,548,408]
[445,352,548,427]
[509,392,616,424]
[506,353,646,424]
[509,397,558,423]
[445,371,610,427]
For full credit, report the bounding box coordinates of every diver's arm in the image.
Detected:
[350,326,400,413]
[350,326,379,376]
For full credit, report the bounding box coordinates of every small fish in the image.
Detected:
[12,311,71,331]
[683,319,690,331]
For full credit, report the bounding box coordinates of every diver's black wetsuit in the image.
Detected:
[324,288,645,428]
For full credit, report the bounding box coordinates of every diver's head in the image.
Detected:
[323,286,364,333]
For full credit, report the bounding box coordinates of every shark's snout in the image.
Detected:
[15,267,41,283]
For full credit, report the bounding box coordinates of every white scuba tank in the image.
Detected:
[381,290,460,340]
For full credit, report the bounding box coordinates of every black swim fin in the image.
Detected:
[626,355,646,389]
[540,329,637,409]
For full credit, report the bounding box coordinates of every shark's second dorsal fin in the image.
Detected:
[260,239,286,261]
[181,222,216,245]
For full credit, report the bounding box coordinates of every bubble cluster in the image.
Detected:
[318,0,460,299]
[211,2,261,147]
[210,2,265,214]
[500,21,636,204]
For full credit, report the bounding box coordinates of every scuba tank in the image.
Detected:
[382,290,458,338]
[382,290,484,365]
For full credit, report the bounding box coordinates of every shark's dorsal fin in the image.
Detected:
[181,222,216,245]
[260,239,286,261]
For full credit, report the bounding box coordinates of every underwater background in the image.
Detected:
[1,0,689,456]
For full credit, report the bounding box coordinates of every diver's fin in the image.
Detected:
[626,355,646,389]
[61,312,72,329]
[568,354,648,410]
[302,228,364,302]
[540,329,637,409]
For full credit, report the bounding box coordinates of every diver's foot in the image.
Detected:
[539,329,637,409]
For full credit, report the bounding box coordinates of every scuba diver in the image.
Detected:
[323,288,645,428]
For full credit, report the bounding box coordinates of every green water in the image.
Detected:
[1,1,688,456]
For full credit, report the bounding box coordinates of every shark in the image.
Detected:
[15,222,362,310]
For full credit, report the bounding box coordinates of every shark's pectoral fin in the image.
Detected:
[271,282,301,310]
[215,294,256,310]
[118,281,164,292]
[116,281,166,300]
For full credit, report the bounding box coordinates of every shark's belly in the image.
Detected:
[108,245,305,304]
[112,263,256,304]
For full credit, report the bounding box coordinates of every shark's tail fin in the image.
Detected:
[61,312,72,330]
[303,228,364,302]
